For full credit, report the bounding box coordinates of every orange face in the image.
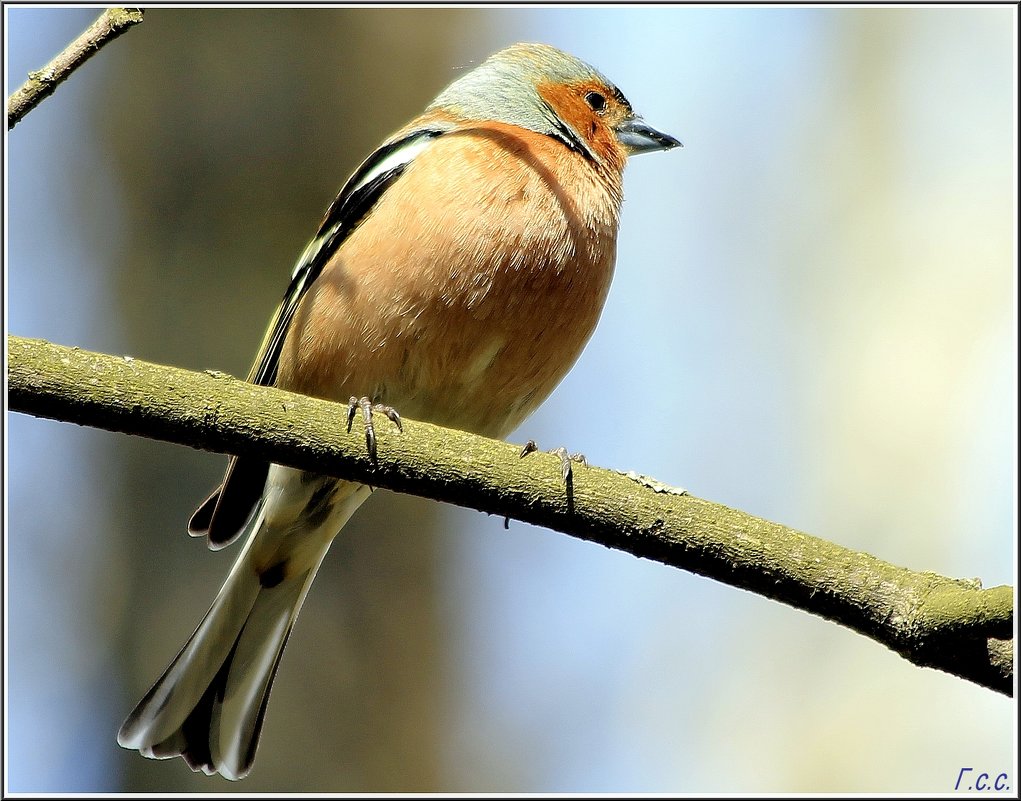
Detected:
[536,78,633,175]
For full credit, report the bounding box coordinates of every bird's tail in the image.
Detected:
[118,475,368,780]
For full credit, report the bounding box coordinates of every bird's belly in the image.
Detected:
[370,280,608,438]
[280,249,613,439]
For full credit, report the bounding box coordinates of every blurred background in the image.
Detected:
[5,6,1016,793]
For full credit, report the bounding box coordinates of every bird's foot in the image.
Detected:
[520,439,588,482]
[347,396,402,463]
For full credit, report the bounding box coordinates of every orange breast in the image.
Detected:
[276,122,623,438]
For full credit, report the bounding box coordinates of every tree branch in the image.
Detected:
[7,334,1013,695]
[6,7,144,131]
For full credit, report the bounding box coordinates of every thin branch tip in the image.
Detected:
[6,7,144,130]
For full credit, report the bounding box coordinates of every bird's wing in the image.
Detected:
[190,126,449,548]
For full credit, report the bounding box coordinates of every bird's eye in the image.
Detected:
[584,91,607,114]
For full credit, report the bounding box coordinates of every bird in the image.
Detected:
[117,41,680,780]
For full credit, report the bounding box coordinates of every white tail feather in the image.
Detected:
[119,473,369,780]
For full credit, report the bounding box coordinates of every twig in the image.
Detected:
[6,7,144,131]
[6,334,1014,695]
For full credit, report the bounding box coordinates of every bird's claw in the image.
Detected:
[520,439,587,482]
[347,396,402,463]
[551,446,588,482]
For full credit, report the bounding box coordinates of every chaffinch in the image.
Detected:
[117,42,680,780]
